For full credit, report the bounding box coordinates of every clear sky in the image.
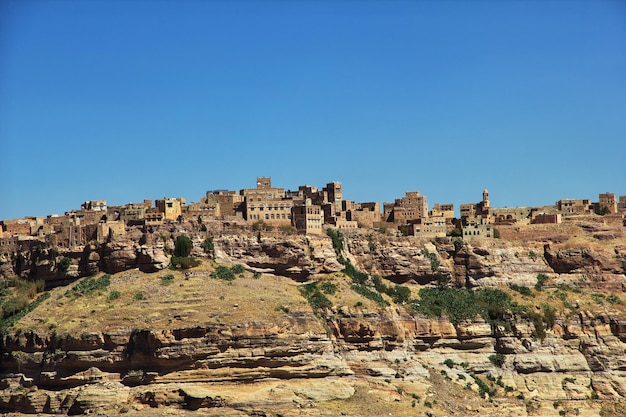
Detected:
[1,0,625,220]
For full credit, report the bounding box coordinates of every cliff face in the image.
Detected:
[1,225,625,416]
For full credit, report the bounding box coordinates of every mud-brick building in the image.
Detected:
[384,191,428,224]
[155,198,186,221]
[204,190,244,219]
[555,198,592,215]
[460,189,491,223]
[597,192,618,214]
[406,217,447,237]
[462,223,494,240]
[241,177,294,226]
[292,200,324,234]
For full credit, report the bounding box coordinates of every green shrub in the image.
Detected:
[443,358,456,368]
[59,257,72,273]
[299,282,332,315]
[390,285,411,304]
[529,311,546,340]
[231,264,245,275]
[201,237,214,255]
[535,274,549,291]
[542,304,556,329]
[472,374,496,398]
[606,294,623,305]
[0,292,50,333]
[211,265,236,281]
[174,235,193,257]
[450,228,462,237]
[351,284,389,306]
[1,295,29,319]
[133,292,146,301]
[320,281,337,295]
[170,256,201,269]
[509,284,533,297]
[412,286,525,326]
[327,228,344,254]
[107,290,121,301]
[160,274,175,286]
[488,353,505,368]
[65,275,111,298]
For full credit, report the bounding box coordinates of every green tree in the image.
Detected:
[449,228,462,237]
[201,237,214,256]
[174,235,193,257]
[59,257,72,273]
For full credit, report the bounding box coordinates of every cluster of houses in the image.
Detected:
[1,177,625,253]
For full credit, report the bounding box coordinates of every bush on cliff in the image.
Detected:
[174,235,193,257]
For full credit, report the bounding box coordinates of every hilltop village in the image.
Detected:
[1,177,625,254]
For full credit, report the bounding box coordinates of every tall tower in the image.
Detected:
[256,177,272,189]
[483,189,490,208]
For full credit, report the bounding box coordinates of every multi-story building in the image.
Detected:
[292,200,324,234]
[462,223,495,240]
[384,191,428,224]
[155,198,185,221]
[598,192,618,214]
[204,190,244,219]
[460,189,491,223]
[241,177,293,226]
[555,198,592,214]
[407,217,447,237]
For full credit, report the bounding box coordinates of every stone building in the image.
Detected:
[346,202,382,228]
[462,223,494,240]
[241,177,293,226]
[555,198,592,214]
[491,207,532,224]
[407,217,447,237]
[598,192,618,214]
[291,200,324,234]
[156,198,185,221]
[204,190,244,219]
[460,189,491,223]
[384,191,428,224]
[97,221,126,242]
[532,213,562,224]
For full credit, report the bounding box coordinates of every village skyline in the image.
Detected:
[1,175,625,222]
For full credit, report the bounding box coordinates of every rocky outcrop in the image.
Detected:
[2,227,625,415]
[215,234,342,280]
[2,307,625,415]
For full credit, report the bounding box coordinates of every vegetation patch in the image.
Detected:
[160,274,175,286]
[170,256,201,270]
[509,284,533,297]
[410,287,526,327]
[210,264,246,281]
[299,282,332,315]
[65,274,111,298]
[535,273,549,291]
[0,292,50,333]
[351,284,389,306]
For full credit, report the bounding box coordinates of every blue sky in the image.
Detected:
[1,0,625,220]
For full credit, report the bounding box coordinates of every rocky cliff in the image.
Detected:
[1,222,625,416]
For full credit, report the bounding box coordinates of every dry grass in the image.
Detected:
[16,260,398,336]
